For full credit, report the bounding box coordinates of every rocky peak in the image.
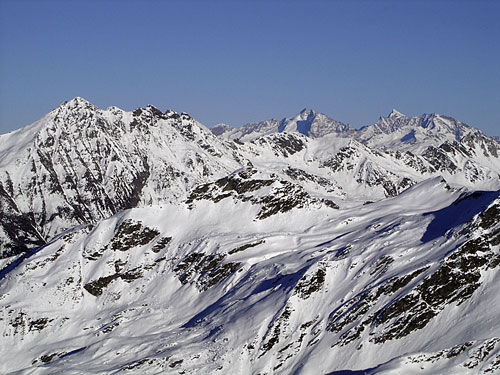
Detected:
[298,108,317,119]
[146,104,164,116]
[164,109,180,119]
[388,108,406,118]
[62,96,94,107]
[132,105,168,120]
[57,97,98,114]
[461,130,500,158]
[356,110,476,153]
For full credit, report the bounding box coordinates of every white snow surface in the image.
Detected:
[1,177,499,374]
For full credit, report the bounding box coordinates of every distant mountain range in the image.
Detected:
[212,107,497,154]
[1,98,499,374]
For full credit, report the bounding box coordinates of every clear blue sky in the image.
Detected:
[1,0,499,135]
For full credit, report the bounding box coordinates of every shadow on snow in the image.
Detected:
[421,190,500,243]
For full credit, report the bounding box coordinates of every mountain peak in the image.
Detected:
[145,104,165,117]
[299,108,316,116]
[56,97,98,115]
[62,96,94,108]
[211,123,234,137]
[388,108,405,118]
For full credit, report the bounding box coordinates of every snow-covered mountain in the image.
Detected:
[212,108,354,141]
[355,109,475,153]
[210,123,234,137]
[214,107,498,156]
[0,97,247,258]
[1,98,500,374]
[4,100,498,260]
[211,107,500,201]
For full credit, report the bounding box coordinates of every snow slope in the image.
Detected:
[1,178,499,374]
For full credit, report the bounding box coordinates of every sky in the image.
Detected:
[0,0,499,136]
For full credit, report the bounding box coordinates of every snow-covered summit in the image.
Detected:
[0,97,246,258]
[355,111,475,153]
[211,108,494,157]
[61,96,94,108]
[212,108,353,141]
[388,108,406,118]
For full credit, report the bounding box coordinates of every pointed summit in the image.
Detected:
[299,108,317,117]
[389,109,405,118]
[211,108,353,141]
[62,96,95,108]
[56,97,98,115]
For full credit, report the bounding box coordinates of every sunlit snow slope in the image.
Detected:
[1,178,500,374]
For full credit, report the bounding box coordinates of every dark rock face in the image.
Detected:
[186,168,338,218]
[228,240,264,255]
[259,305,293,357]
[393,150,434,174]
[355,167,414,198]
[109,220,160,252]
[174,252,240,291]
[422,145,459,172]
[84,267,144,297]
[151,236,172,253]
[462,132,500,158]
[293,267,326,299]
[252,133,306,157]
[321,145,359,173]
[81,219,171,297]
[0,182,45,257]
[283,167,340,193]
[82,219,161,261]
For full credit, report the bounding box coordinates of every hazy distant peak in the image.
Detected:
[388,108,405,118]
